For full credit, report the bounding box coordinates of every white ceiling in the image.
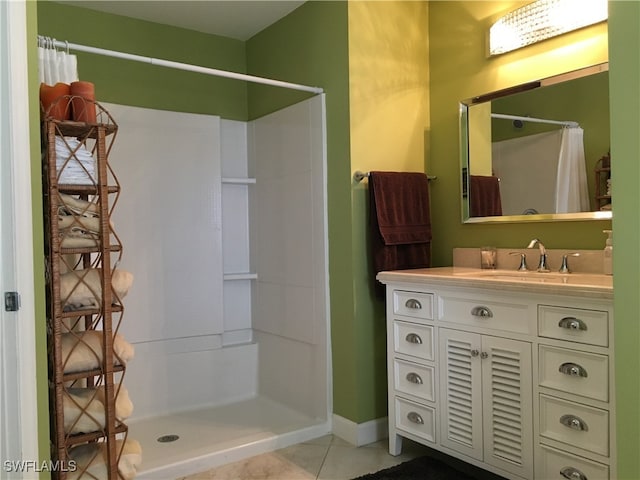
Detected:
[57,1,306,40]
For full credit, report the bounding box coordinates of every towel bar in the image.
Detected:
[353,170,436,183]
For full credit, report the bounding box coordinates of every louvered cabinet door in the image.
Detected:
[439,328,483,460]
[481,336,533,479]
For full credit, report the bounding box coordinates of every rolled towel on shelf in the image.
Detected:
[58,193,100,218]
[60,268,133,311]
[67,438,142,480]
[61,330,134,374]
[63,384,133,435]
[58,214,101,248]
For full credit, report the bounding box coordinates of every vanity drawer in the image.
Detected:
[394,321,434,361]
[539,394,609,456]
[439,294,532,335]
[393,290,434,321]
[538,305,609,347]
[394,396,436,444]
[538,444,609,480]
[393,358,435,402]
[539,345,608,402]
[393,290,433,320]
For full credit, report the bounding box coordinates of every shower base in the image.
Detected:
[129,395,331,479]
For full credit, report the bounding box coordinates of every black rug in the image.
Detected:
[352,455,506,480]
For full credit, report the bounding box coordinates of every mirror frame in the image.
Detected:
[460,63,612,224]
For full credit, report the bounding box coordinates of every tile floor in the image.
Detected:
[178,434,431,480]
[178,434,508,480]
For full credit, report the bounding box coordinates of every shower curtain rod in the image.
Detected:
[491,113,579,128]
[37,36,324,94]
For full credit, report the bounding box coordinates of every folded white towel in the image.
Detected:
[67,438,142,480]
[55,137,96,185]
[61,330,134,374]
[64,384,133,434]
[60,268,133,311]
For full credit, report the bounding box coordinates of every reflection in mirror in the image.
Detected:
[460,63,612,224]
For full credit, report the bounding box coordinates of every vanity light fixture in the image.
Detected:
[489,0,608,56]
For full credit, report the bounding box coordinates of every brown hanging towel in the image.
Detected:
[369,171,432,298]
[469,175,502,217]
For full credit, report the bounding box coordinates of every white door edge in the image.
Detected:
[1,0,40,468]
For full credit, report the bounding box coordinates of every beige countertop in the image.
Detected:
[376,266,613,300]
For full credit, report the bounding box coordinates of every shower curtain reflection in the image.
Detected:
[555,126,590,213]
[491,127,590,216]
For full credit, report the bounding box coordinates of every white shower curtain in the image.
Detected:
[555,126,590,213]
[38,38,78,85]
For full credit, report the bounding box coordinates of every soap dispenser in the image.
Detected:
[603,229,613,275]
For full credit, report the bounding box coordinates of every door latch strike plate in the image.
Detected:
[4,292,20,312]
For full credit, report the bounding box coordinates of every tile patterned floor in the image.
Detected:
[178,435,431,480]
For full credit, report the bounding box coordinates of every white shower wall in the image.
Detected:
[250,97,329,419]
[104,97,329,423]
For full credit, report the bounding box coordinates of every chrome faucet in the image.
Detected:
[559,253,580,274]
[527,238,550,272]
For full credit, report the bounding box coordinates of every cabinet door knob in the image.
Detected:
[471,306,493,318]
[407,411,424,424]
[406,372,423,385]
[470,349,480,357]
[560,414,589,431]
[559,362,588,378]
[558,317,587,331]
[405,333,422,345]
[405,298,422,310]
[560,466,588,480]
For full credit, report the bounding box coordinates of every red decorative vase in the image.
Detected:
[70,81,96,123]
[40,83,71,120]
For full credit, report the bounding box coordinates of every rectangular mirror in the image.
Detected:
[460,63,612,224]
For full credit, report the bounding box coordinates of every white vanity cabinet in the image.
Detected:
[439,328,533,479]
[536,304,614,480]
[380,270,614,480]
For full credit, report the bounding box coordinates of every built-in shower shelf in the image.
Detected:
[224,272,258,281]
[222,177,256,184]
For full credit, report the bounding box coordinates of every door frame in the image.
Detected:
[1,0,40,466]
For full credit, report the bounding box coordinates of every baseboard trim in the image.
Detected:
[331,414,388,446]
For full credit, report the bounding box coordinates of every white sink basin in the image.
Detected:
[454,269,613,287]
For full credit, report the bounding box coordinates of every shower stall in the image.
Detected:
[106,95,330,479]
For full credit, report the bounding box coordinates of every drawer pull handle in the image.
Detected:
[560,466,588,480]
[559,362,588,378]
[405,333,423,345]
[407,411,424,425]
[406,372,423,385]
[560,414,589,432]
[558,317,587,331]
[471,306,493,318]
[405,299,422,310]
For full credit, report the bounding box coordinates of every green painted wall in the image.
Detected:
[37,2,248,120]
[609,2,640,478]
[245,1,355,420]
